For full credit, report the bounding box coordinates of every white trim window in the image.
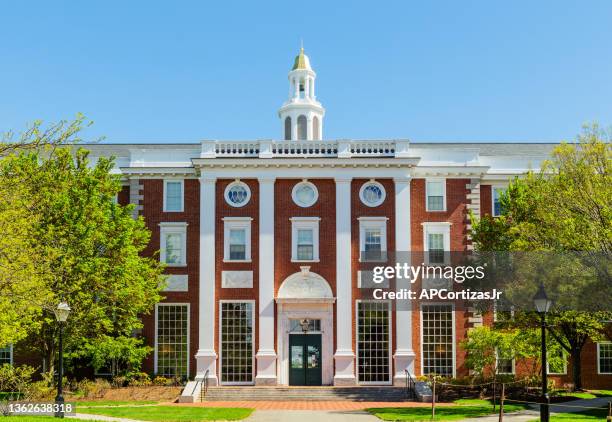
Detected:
[224,180,251,208]
[290,217,320,262]
[496,348,515,375]
[220,301,255,384]
[356,300,391,384]
[155,303,189,378]
[422,222,451,265]
[0,345,13,366]
[421,304,455,377]
[358,217,388,262]
[359,180,386,207]
[159,222,188,266]
[492,187,506,217]
[548,349,568,375]
[163,180,184,212]
[292,180,318,208]
[426,179,446,212]
[223,217,252,262]
[597,343,612,374]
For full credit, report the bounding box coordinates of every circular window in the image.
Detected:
[359,181,386,207]
[292,181,318,208]
[224,181,251,207]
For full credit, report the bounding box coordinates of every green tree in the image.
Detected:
[470,124,612,389]
[0,137,164,373]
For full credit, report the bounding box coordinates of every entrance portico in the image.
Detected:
[276,267,335,386]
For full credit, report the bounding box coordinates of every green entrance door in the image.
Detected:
[289,334,322,386]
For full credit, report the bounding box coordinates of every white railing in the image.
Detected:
[201,139,410,159]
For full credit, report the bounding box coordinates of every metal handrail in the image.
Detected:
[199,369,210,402]
[404,369,416,400]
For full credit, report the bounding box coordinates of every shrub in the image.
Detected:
[111,376,127,388]
[75,379,111,399]
[127,372,151,387]
[152,376,170,386]
[0,364,35,395]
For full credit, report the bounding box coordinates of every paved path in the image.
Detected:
[461,409,540,422]
[246,409,379,421]
[173,400,449,410]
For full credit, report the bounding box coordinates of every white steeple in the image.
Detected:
[278,47,325,140]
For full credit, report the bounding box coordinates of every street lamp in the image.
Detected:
[533,284,553,422]
[53,302,70,419]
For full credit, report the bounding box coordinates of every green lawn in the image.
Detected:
[528,407,608,422]
[74,399,159,407]
[78,405,253,421]
[0,418,91,421]
[368,398,528,421]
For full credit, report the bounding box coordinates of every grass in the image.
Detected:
[556,391,597,399]
[368,398,528,421]
[74,399,159,407]
[0,418,91,421]
[528,407,609,421]
[78,405,253,421]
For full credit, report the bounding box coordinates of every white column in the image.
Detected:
[334,177,356,385]
[196,176,218,384]
[291,113,298,141]
[305,77,310,99]
[294,77,299,98]
[393,177,415,384]
[311,77,316,99]
[256,177,277,385]
[306,116,313,141]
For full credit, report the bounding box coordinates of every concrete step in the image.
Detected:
[201,386,412,402]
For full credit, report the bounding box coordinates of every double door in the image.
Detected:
[289,334,322,386]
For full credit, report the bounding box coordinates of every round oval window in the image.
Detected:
[359,181,386,207]
[292,181,318,207]
[224,181,251,207]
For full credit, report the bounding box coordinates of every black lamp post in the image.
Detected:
[53,302,71,419]
[533,284,552,422]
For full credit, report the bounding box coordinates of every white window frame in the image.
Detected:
[163,179,184,212]
[491,185,507,217]
[219,300,256,386]
[359,180,386,208]
[224,180,251,208]
[420,303,456,378]
[0,344,13,366]
[422,222,451,265]
[154,303,190,377]
[426,178,446,212]
[597,342,612,375]
[495,348,515,375]
[547,350,568,375]
[291,180,319,208]
[358,217,388,262]
[290,217,320,262]
[355,299,393,385]
[159,222,188,267]
[223,217,252,262]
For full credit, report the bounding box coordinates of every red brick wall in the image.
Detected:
[351,178,396,378]
[480,185,492,217]
[139,179,200,377]
[215,179,260,377]
[410,178,471,377]
[118,185,130,206]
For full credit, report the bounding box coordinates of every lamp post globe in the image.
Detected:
[54,302,70,418]
[533,283,552,422]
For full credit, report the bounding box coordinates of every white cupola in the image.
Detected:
[278,47,325,140]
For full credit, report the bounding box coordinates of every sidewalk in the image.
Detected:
[69,413,145,422]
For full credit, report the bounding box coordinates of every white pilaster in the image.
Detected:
[256,177,277,385]
[334,177,356,385]
[393,177,416,384]
[306,116,313,141]
[196,176,218,385]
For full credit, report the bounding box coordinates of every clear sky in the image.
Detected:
[1,1,611,143]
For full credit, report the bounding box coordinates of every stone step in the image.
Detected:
[201,386,412,402]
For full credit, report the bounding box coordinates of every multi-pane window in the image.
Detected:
[160,223,187,266]
[422,304,454,377]
[289,319,321,332]
[357,301,390,383]
[297,229,314,260]
[223,218,252,261]
[427,233,445,264]
[492,187,506,217]
[156,304,189,378]
[359,217,387,262]
[229,229,246,260]
[291,217,319,262]
[164,180,183,212]
[221,302,254,384]
[0,346,12,365]
[598,343,612,374]
[426,180,445,211]
[548,349,567,375]
[496,348,514,374]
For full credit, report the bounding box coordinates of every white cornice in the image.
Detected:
[191,157,420,169]
[120,167,197,178]
[411,165,490,178]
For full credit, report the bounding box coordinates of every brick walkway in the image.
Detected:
[171,401,451,410]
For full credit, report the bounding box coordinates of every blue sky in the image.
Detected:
[1,1,611,143]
